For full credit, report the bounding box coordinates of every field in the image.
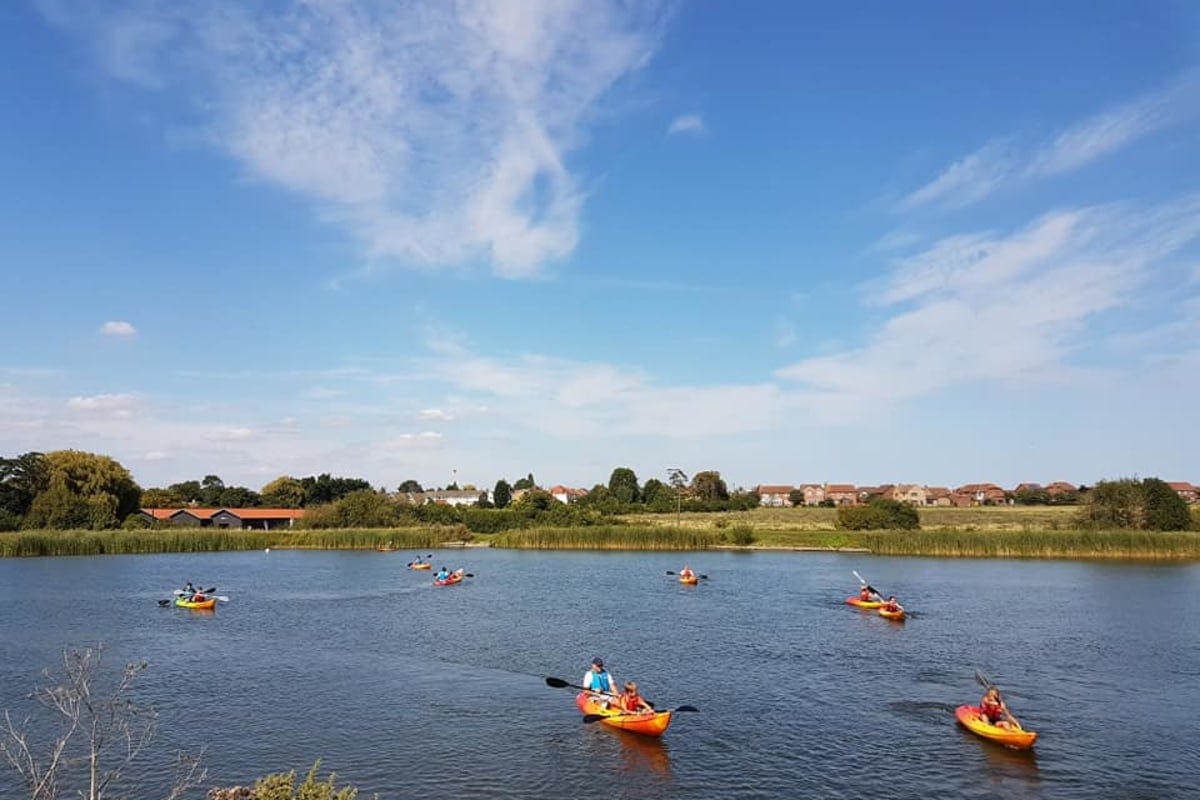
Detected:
[619,505,1080,532]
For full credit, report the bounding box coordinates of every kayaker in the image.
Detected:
[679,565,695,581]
[435,566,450,581]
[882,595,903,613]
[191,588,206,602]
[583,657,617,705]
[183,581,196,598]
[616,681,653,714]
[980,686,1017,729]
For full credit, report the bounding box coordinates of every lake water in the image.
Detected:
[1,549,1198,799]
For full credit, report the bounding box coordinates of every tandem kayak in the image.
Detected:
[846,597,883,609]
[410,563,432,570]
[174,596,216,610]
[955,705,1037,750]
[575,692,672,737]
[878,607,906,621]
[433,569,465,586]
[679,575,699,585]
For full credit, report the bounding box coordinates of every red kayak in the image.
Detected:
[433,568,465,586]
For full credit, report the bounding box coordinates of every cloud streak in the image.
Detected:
[666,113,705,136]
[42,0,665,277]
[99,320,137,337]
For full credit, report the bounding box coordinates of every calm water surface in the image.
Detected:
[1,549,1198,799]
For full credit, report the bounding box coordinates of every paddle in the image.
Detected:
[975,669,1022,729]
[406,554,434,567]
[544,676,616,699]
[665,570,708,580]
[852,570,882,598]
[582,706,699,723]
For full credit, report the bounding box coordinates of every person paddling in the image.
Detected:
[615,681,654,714]
[435,566,450,581]
[583,657,617,706]
[859,585,882,603]
[881,595,903,613]
[979,686,1019,729]
[679,565,696,581]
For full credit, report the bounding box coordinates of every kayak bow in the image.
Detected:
[575,693,672,737]
[846,597,883,609]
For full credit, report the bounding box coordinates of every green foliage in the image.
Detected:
[724,525,755,546]
[397,479,424,494]
[249,762,364,800]
[300,474,373,505]
[788,489,805,507]
[489,525,725,550]
[690,470,729,501]
[1012,487,1051,505]
[39,450,142,522]
[607,467,640,503]
[1077,478,1191,531]
[514,488,556,511]
[218,485,262,507]
[0,509,21,531]
[836,498,920,530]
[140,487,185,508]
[298,490,399,528]
[641,478,666,504]
[0,452,48,516]
[513,472,536,490]
[492,479,512,508]
[260,476,307,508]
[168,480,202,503]
[23,478,93,529]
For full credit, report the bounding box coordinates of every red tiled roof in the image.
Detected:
[170,508,219,520]
[825,484,856,493]
[755,485,795,494]
[221,508,306,520]
[1167,482,1197,492]
[141,508,177,520]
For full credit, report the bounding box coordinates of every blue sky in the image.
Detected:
[2,1,1198,492]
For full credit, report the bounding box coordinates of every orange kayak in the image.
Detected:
[174,596,216,610]
[846,597,882,609]
[433,569,465,586]
[410,563,432,570]
[575,693,672,737]
[679,575,699,585]
[878,607,906,621]
[955,705,1037,750]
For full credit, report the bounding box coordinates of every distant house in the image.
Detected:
[948,492,974,507]
[1045,481,1078,497]
[800,484,825,506]
[1012,482,1043,493]
[954,483,1007,505]
[1168,482,1199,503]
[420,490,486,507]
[888,484,927,505]
[924,487,952,506]
[824,484,858,506]
[549,485,588,504]
[857,485,892,503]
[139,507,304,530]
[755,485,795,507]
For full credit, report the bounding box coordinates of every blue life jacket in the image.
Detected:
[587,670,612,693]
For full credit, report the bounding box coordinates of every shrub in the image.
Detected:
[724,525,755,546]
[836,499,920,530]
[211,762,369,800]
[1076,478,1191,531]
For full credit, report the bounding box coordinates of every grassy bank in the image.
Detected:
[620,505,1083,532]
[0,527,460,557]
[487,525,729,550]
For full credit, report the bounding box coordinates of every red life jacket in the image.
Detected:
[980,698,1003,721]
[859,588,871,600]
[620,693,645,712]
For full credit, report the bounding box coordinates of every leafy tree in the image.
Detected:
[1077,479,1147,529]
[513,473,536,491]
[1013,487,1051,505]
[836,498,920,530]
[25,451,142,527]
[0,452,48,517]
[397,479,424,494]
[641,478,666,505]
[260,476,306,508]
[140,488,184,508]
[300,474,373,505]
[445,482,460,491]
[788,488,805,507]
[493,479,512,509]
[690,470,729,501]
[514,488,555,511]
[217,486,261,508]
[198,475,226,506]
[607,467,640,504]
[168,480,202,503]
[23,477,93,529]
[1142,478,1191,531]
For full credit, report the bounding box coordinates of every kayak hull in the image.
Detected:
[433,569,465,586]
[411,563,432,570]
[679,576,699,585]
[575,693,672,737]
[878,608,906,621]
[955,705,1037,750]
[174,597,217,610]
[846,597,882,609]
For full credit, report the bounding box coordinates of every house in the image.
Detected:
[948,492,975,507]
[824,484,858,505]
[924,487,952,506]
[139,507,305,530]
[888,484,927,505]
[954,483,1007,505]
[1012,482,1043,493]
[1045,481,1078,497]
[857,485,893,503]
[1168,482,1199,503]
[420,490,486,507]
[549,485,588,504]
[755,485,795,507]
[800,484,825,506]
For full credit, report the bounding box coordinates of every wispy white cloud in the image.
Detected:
[778,195,1200,412]
[418,408,454,421]
[42,1,665,277]
[99,320,137,337]
[903,75,1199,209]
[666,113,705,136]
[203,426,255,442]
[66,392,141,418]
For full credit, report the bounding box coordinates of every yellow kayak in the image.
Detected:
[956,705,1037,749]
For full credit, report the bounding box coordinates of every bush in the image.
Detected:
[724,525,755,546]
[1076,478,1191,531]
[836,499,920,530]
[0,509,20,532]
[208,762,369,800]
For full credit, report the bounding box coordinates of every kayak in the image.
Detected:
[846,597,883,609]
[376,546,399,552]
[174,596,216,610]
[878,607,906,621]
[575,692,672,737]
[410,563,432,570]
[679,575,699,585]
[955,705,1037,750]
[433,569,465,586]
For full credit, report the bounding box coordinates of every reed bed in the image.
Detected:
[487,525,727,550]
[851,529,1200,559]
[621,505,1080,532]
[0,528,461,558]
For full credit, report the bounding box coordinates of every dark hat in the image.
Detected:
[592,656,604,668]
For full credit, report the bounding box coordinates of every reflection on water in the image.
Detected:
[615,731,673,778]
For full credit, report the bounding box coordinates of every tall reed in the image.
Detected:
[487,525,726,550]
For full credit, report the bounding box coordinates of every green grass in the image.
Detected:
[619,505,1080,532]
[0,528,462,558]
[486,526,727,550]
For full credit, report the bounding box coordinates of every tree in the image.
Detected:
[167,481,201,504]
[198,475,225,506]
[0,644,205,800]
[299,474,373,505]
[217,486,260,508]
[1013,487,1051,505]
[139,488,184,509]
[397,479,424,494]
[513,473,536,491]
[666,468,689,529]
[1142,478,1191,531]
[836,498,920,530]
[641,478,666,505]
[22,452,141,529]
[0,452,48,517]
[493,479,512,509]
[23,478,92,530]
[607,467,640,504]
[259,476,306,508]
[690,470,729,501]
[788,488,805,507]
[514,488,555,511]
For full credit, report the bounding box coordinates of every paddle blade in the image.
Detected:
[699,574,709,580]
[545,677,571,689]
[673,705,700,713]
[205,587,217,593]
[158,599,171,606]
[853,570,867,585]
[975,669,994,688]
[464,573,475,578]
[582,714,605,724]
[665,571,676,575]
